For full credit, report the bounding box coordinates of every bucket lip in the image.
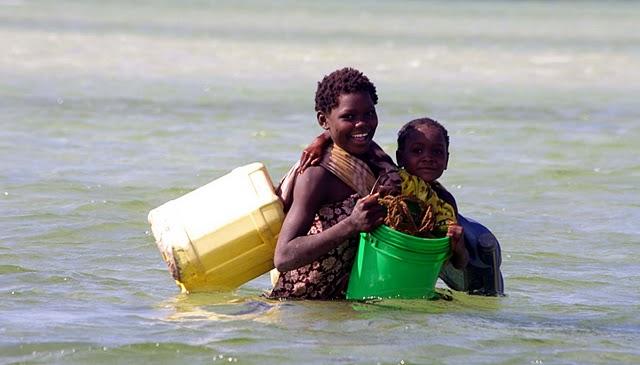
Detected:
[368,225,450,252]
[363,226,450,255]
[373,225,450,244]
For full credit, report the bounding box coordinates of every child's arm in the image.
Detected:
[447,223,468,269]
[298,131,331,174]
[435,186,466,267]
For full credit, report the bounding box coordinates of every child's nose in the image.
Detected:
[422,154,435,163]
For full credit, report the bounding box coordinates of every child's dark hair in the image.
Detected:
[397,117,450,151]
[314,67,378,114]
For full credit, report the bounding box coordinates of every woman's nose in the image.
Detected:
[355,115,373,126]
[354,119,367,127]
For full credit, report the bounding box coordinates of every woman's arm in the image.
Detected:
[274,166,385,272]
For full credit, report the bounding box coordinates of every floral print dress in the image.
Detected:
[268,194,359,300]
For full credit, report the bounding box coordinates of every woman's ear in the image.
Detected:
[317,112,329,130]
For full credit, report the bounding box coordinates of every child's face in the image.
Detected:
[318,92,378,156]
[396,125,449,183]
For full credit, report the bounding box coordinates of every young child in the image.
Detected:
[395,118,467,269]
[300,118,468,269]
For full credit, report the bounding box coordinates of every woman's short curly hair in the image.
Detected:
[314,67,378,114]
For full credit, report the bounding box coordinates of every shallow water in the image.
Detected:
[2,1,639,364]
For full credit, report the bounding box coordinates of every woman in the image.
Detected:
[268,67,398,300]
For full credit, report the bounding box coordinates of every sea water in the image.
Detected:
[1,1,639,364]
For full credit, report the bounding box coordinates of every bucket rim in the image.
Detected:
[365,237,452,262]
[366,225,450,253]
[373,225,450,242]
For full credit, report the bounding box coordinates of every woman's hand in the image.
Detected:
[345,193,386,234]
[447,223,469,269]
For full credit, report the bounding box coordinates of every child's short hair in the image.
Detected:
[314,67,378,114]
[397,117,450,151]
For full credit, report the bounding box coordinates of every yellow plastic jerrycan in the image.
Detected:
[148,162,284,293]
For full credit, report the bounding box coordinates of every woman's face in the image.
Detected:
[318,92,378,156]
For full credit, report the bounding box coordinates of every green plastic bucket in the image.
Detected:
[346,225,451,300]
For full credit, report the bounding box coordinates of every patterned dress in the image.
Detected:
[268,194,359,300]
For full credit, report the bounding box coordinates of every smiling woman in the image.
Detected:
[268,68,397,300]
[318,92,378,156]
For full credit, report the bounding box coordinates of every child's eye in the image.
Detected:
[342,114,354,121]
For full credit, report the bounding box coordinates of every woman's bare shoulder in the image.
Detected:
[290,165,332,203]
[294,165,352,205]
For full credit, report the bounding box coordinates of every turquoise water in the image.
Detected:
[2,1,639,364]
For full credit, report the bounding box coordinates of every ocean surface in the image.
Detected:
[1,1,639,364]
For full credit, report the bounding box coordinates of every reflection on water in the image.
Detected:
[161,292,281,323]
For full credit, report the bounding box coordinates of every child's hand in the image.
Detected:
[447,223,468,269]
[299,147,322,173]
[346,193,386,233]
[298,132,331,174]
